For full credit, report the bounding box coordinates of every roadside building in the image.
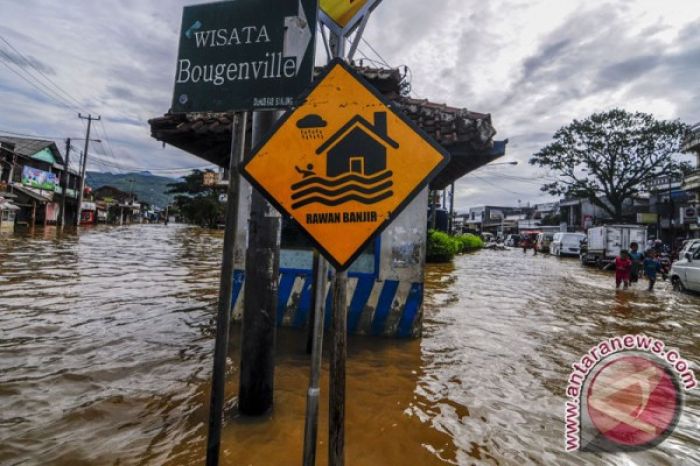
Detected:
[645,174,694,243]
[202,169,219,187]
[558,196,648,232]
[93,185,142,225]
[465,205,529,236]
[0,136,82,227]
[150,65,507,338]
[532,202,559,222]
[682,122,700,238]
[0,193,20,231]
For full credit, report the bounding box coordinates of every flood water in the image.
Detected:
[1,224,698,465]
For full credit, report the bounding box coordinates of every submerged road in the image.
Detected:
[0,224,698,465]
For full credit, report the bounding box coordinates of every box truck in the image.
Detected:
[580,225,648,266]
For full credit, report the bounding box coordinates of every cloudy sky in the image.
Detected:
[1,0,699,210]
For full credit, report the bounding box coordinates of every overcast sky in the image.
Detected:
[1,0,699,210]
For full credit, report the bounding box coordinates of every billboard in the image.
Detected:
[21,166,58,191]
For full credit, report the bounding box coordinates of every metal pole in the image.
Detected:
[449,182,455,234]
[59,138,71,227]
[326,28,351,466]
[329,269,347,466]
[306,252,320,355]
[238,110,282,416]
[206,112,247,466]
[302,253,328,466]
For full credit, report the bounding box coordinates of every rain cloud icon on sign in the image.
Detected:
[296,114,327,140]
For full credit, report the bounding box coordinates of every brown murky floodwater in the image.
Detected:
[1,224,698,465]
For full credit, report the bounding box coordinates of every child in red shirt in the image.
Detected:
[615,250,632,289]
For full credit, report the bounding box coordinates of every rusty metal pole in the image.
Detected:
[302,253,328,466]
[238,110,282,416]
[305,251,321,355]
[329,268,347,466]
[326,29,350,466]
[206,112,247,466]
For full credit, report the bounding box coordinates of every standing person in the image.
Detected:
[522,236,530,254]
[532,235,538,255]
[643,250,662,291]
[614,250,632,290]
[628,242,643,285]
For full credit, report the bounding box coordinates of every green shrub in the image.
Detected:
[456,233,484,252]
[426,230,461,262]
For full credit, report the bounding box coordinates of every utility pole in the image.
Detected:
[669,173,676,250]
[59,138,71,227]
[76,114,100,226]
[238,110,282,416]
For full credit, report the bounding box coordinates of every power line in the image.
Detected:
[0,55,79,113]
[0,34,85,111]
[0,128,63,139]
[361,38,391,68]
[86,152,217,172]
[470,174,534,195]
[0,37,146,174]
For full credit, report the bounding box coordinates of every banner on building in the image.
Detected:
[21,166,58,191]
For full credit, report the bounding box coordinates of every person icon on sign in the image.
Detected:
[295,164,316,178]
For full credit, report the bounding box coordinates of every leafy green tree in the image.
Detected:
[530,109,687,221]
[167,170,222,228]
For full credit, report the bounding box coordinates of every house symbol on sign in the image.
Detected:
[290,111,398,209]
[316,111,399,176]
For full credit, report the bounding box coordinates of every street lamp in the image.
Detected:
[485,161,519,167]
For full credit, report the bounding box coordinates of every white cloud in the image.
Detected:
[1,0,698,200]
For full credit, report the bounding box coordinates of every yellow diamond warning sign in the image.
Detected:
[241,59,450,270]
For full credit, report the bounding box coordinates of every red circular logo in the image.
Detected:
[586,355,681,447]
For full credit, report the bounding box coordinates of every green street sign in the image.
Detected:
[172,0,318,113]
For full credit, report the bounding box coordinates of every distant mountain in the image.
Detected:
[86,171,177,208]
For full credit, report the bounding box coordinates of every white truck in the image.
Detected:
[580,225,648,267]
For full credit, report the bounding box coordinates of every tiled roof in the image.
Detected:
[0,136,64,165]
[149,66,505,189]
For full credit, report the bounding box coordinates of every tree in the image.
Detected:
[167,169,223,228]
[530,109,688,221]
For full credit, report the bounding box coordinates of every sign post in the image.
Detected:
[241,60,450,465]
[169,1,318,464]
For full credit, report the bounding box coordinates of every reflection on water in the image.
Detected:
[0,226,698,465]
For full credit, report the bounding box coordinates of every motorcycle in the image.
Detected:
[659,253,672,281]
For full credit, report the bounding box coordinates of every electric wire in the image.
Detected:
[0,128,63,139]
[0,34,86,111]
[0,55,79,113]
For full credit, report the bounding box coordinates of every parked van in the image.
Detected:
[580,225,647,266]
[550,232,586,256]
[535,232,555,253]
[671,239,700,292]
